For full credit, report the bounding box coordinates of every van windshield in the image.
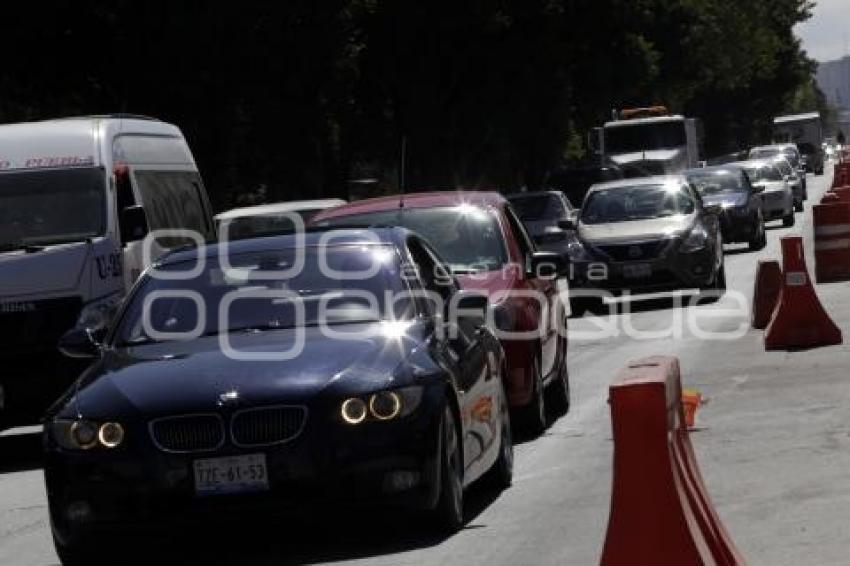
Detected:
[0,167,106,251]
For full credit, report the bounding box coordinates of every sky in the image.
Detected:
[796,0,850,62]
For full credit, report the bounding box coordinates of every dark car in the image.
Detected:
[45,228,513,565]
[506,190,577,255]
[546,163,624,209]
[798,142,825,175]
[684,165,766,251]
[564,176,725,312]
[313,192,571,435]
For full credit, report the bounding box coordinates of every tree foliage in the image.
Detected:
[0,1,818,207]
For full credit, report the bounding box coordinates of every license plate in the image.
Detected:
[623,264,652,279]
[193,453,269,496]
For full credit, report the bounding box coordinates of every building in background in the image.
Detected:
[818,57,850,110]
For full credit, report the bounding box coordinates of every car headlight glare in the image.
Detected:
[70,420,99,450]
[340,386,424,425]
[98,422,125,448]
[341,398,368,425]
[51,419,125,450]
[370,391,402,421]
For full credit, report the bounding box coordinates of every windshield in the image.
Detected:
[219,209,320,239]
[751,147,799,167]
[115,245,411,346]
[318,206,507,273]
[581,184,695,224]
[773,159,793,176]
[0,167,106,251]
[509,194,568,221]
[604,121,687,154]
[743,164,783,183]
[686,170,745,196]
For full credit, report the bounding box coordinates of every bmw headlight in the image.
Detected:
[680,226,709,253]
[50,419,126,450]
[76,293,123,331]
[340,386,424,425]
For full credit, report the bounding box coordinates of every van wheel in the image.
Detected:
[783,212,795,227]
[434,405,463,533]
[520,357,547,436]
[794,200,804,213]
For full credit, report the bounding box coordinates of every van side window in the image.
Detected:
[134,171,212,245]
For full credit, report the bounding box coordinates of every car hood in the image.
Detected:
[0,241,90,298]
[578,216,692,245]
[70,322,427,418]
[701,192,748,208]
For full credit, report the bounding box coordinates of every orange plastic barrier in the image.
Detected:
[814,203,850,283]
[751,260,782,329]
[601,356,745,566]
[833,163,850,188]
[764,236,842,350]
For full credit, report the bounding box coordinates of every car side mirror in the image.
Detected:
[120,205,149,245]
[527,251,568,279]
[58,327,103,359]
[751,183,765,194]
[453,291,489,324]
[557,218,576,231]
[704,204,723,216]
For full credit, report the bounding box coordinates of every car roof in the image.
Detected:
[313,190,506,222]
[586,175,687,195]
[215,199,347,221]
[157,227,411,267]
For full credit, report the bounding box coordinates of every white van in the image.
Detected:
[0,115,215,426]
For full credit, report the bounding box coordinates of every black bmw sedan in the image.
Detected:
[45,227,512,565]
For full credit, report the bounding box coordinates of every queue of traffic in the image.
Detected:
[0,113,818,565]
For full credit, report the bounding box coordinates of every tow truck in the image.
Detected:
[591,106,704,176]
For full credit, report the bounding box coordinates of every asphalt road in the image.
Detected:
[3,170,850,565]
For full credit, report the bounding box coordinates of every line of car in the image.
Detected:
[41,136,812,564]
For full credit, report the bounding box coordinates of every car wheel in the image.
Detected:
[794,199,804,213]
[783,211,795,227]
[487,381,514,490]
[749,215,766,251]
[520,356,547,435]
[434,404,463,533]
[545,337,570,417]
[716,259,727,291]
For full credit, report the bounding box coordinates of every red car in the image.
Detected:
[313,191,570,433]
